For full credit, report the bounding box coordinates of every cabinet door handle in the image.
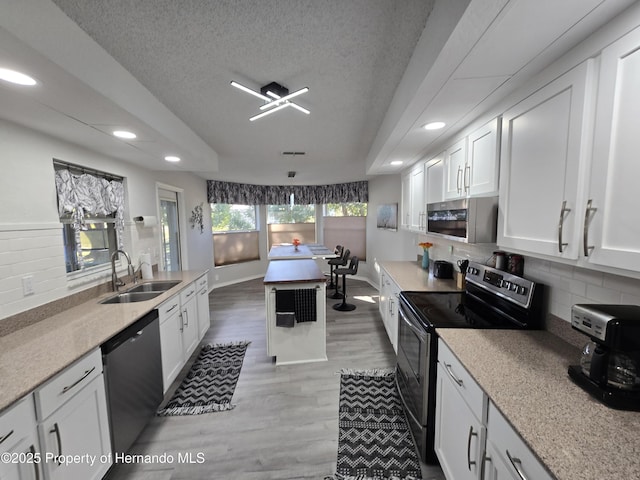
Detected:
[444,363,464,386]
[583,199,597,257]
[0,429,14,445]
[166,303,179,313]
[61,366,95,394]
[29,444,40,480]
[183,309,189,327]
[506,450,530,480]
[466,425,478,470]
[178,314,184,332]
[456,167,463,193]
[49,423,62,465]
[557,200,571,253]
[464,164,471,192]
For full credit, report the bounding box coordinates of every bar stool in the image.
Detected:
[333,256,359,312]
[326,245,344,289]
[328,249,350,299]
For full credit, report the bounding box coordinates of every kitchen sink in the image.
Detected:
[100,291,164,304]
[125,280,181,293]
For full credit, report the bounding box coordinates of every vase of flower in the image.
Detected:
[292,238,301,251]
[418,242,433,270]
[421,249,429,269]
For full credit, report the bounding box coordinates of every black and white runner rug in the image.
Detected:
[328,368,422,480]
[158,341,250,416]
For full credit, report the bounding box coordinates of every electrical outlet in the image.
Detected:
[22,276,34,296]
[215,274,219,281]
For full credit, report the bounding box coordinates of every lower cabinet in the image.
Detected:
[0,397,41,480]
[435,339,486,480]
[484,402,553,480]
[378,267,400,353]
[159,279,208,393]
[436,339,554,480]
[196,274,210,339]
[34,349,112,480]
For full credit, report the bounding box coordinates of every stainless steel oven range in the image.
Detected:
[396,261,544,464]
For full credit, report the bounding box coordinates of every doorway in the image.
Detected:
[159,188,181,271]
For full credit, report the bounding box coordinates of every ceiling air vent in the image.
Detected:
[287,171,296,178]
[282,151,306,156]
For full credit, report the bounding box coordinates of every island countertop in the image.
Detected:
[264,259,326,284]
[437,329,640,480]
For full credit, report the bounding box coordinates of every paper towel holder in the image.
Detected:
[133,215,157,227]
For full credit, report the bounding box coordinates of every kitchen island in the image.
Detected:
[263,259,327,366]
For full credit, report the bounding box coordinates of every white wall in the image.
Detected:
[0,119,213,321]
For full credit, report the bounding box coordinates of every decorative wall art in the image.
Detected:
[376,203,398,231]
[190,203,204,234]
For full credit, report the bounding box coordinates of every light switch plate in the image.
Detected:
[22,276,34,296]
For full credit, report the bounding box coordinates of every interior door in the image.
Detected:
[159,188,181,271]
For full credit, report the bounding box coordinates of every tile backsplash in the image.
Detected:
[417,235,640,325]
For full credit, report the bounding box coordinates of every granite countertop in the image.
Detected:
[438,329,640,480]
[0,270,207,414]
[264,259,326,284]
[378,260,460,292]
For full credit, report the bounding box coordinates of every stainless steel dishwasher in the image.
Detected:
[101,309,163,454]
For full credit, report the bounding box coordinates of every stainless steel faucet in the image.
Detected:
[111,249,136,291]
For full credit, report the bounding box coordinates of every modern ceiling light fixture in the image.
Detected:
[230,80,310,121]
[164,155,181,162]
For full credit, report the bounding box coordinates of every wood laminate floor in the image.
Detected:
[105,277,445,480]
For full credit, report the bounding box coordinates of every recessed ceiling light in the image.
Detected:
[113,130,137,139]
[164,156,181,162]
[390,160,404,166]
[423,121,446,130]
[0,68,37,86]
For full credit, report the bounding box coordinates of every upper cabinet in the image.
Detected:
[401,162,426,232]
[497,60,594,259]
[444,118,501,200]
[584,26,640,272]
[443,138,467,199]
[425,153,444,205]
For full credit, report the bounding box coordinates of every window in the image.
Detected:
[267,204,315,249]
[323,202,367,261]
[54,160,124,275]
[211,204,257,231]
[324,202,368,217]
[211,204,259,266]
[61,214,117,273]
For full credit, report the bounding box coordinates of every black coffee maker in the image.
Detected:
[568,304,640,410]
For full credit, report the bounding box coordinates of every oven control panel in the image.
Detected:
[465,262,536,308]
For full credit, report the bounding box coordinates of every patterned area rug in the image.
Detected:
[157,341,250,416]
[327,368,422,480]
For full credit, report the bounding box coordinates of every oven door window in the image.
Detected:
[397,305,429,424]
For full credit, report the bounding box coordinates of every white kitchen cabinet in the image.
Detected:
[583,26,640,272]
[410,163,426,230]
[425,154,444,204]
[159,294,184,392]
[0,397,41,480]
[444,138,468,199]
[196,274,210,340]
[401,163,426,232]
[35,349,111,480]
[498,60,594,259]
[435,339,486,480]
[401,172,411,229]
[180,283,199,359]
[467,118,501,197]
[378,267,400,353]
[484,401,553,480]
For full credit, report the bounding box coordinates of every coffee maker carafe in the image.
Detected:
[568,304,640,410]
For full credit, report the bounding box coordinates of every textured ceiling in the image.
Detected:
[50,0,434,184]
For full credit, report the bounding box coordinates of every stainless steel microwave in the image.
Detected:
[426,197,498,243]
